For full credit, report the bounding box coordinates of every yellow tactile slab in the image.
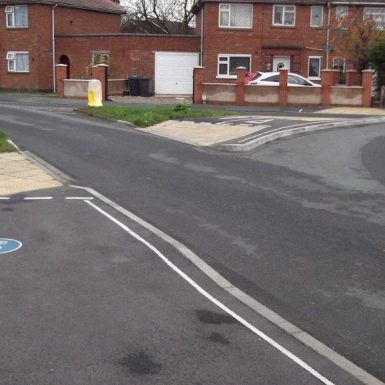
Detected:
[140,121,263,146]
[0,152,61,196]
[319,107,385,115]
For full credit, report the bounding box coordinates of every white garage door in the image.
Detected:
[155,52,200,95]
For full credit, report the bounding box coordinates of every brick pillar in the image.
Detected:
[55,64,68,97]
[236,66,246,105]
[362,69,374,108]
[193,66,204,104]
[345,70,361,86]
[332,69,340,85]
[321,69,333,106]
[91,64,108,101]
[279,68,288,106]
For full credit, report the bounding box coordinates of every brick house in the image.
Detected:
[192,0,385,83]
[0,0,124,91]
[1,0,383,95]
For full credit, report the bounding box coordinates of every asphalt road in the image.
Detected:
[0,98,384,383]
[0,187,360,385]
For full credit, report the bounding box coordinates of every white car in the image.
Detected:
[248,72,321,87]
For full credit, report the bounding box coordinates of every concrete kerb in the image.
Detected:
[215,117,385,152]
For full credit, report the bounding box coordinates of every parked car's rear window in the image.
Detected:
[251,72,263,81]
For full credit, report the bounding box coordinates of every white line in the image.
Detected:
[23,197,53,200]
[0,197,10,200]
[65,197,94,200]
[73,185,384,385]
[236,120,350,143]
[84,199,335,385]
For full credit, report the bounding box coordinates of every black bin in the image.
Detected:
[128,75,139,96]
[138,77,153,97]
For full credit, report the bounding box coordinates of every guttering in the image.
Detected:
[52,3,58,92]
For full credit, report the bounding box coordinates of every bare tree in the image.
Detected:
[121,0,196,34]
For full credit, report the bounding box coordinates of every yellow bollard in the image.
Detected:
[87,80,103,107]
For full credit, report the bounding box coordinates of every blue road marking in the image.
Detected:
[0,238,22,254]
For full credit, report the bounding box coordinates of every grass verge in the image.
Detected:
[0,131,17,153]
[79,105,235,128]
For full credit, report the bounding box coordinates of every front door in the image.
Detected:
[273,56,291,72]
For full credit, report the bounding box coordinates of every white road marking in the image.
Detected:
[65,197,94,200]
[236,120,349,143]
[84,198,335,385]
[23,197,53,200]
[74,185,384,385]
[0,197,10,200]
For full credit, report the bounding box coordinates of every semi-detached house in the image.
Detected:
[193,0,385,83]
[1,0,384,94]
[0,0,123,91]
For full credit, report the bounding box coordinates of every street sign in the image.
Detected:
[0,238,22,254]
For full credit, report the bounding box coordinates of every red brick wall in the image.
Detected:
[200,2,327,82]
[0,4,121,91]
[0,4,53,90]
[55,7,121,34]
[56,34,201,80]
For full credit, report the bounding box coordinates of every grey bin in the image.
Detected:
[128,76,140,96]
[138,77,153,97]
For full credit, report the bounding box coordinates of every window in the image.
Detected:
[335,5,348,20]
[364,8,385,30]
[333,57,345,72]
[5,5,28,28]
[91,52,110,65]
[288,74,312,86]
[6,52,29,72]
[217,55,251,77]
[335,6,348,29]
[219,4,252,28]
[273,5,296,26]
[261,75,280,83]
[308,56,321,78]
[310,5,323,27]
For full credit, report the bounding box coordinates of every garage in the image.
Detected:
[155,52,200,95]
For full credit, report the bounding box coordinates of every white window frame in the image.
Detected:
[335,5,348,20]
[217,54,251,78]
[333,57,345,72]
[6,51,30,73]
[218,3,253,29]
[272,4,296,27]
[308,56,321,79]
[310,5,323,27]
[5,5,28,28]
[364,7,385,30]
[91,52,110,66]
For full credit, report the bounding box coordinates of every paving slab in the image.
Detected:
[0,152,61,196]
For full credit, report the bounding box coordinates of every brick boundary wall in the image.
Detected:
[194,67,373,107]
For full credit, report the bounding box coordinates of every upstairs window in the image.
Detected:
[310,5,323,27]
[273,5,296,27]
[6,52,29,73]
[335,5,348,20]
[364,7,385,30]
[5,5,28,28]
[219,4,252,28]
[335,5,348,29]
[217,54,251,78]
